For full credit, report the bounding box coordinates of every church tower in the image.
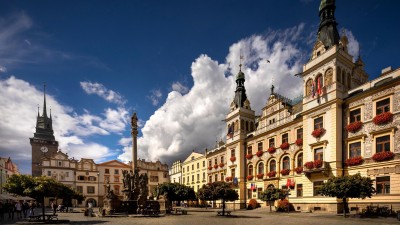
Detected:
[131,112,138,170]
[225,62,255,208]
[30,84,59,176]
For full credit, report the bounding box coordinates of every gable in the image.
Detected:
[183,152,204,163]
[98,160,130,168]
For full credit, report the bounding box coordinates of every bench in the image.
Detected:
[217,211,232,216]
[174,208,187,215]
[29,214,58,221]
[141,208,160,217]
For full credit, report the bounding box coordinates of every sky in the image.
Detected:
[1,0,399,174]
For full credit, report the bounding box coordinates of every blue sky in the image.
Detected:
[1,0,399,174]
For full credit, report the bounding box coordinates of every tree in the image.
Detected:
[197,182,238,216]
[319,173,375,217]
[155,183,196,208]
[260,188,286,212]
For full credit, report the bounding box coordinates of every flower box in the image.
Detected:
[246,154,253,160]
[267,171,276,178]
[214,164,218,169]
[345,156,363,166]
[256,150,263,157]
[225,176,232,182]
[295,138,303,147]
[267,147,276,154]
[280,142,290,150]
[207,166,212,170]
[314,159,323,168]
[280,169,290,176]
[256,173,264,179]
[373,112,393,125]
[304,161,314,169]
[311,128,326,138]
[247,175,253,180]
[294,166,303,174]
[372,151,395,162]
[230,156,236,162]
[219,163,224,168]
[345,121,363,133]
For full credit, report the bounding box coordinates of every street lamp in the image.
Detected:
[97,172,100,207]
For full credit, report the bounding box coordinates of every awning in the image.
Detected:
[0,193,17,200]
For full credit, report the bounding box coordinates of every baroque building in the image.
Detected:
[181,151,206,193]
[169,160,182,184]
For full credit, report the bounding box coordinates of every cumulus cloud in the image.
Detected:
[172,81,189,94]
[148,89,163,106]
[117,24,307,165]
[344,29,360,62]
[80,81,127,106]
[0,65,7,73]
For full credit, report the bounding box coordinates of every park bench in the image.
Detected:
[142,208,160,216]
[29,214,58,221]
[174,208,187,215]
[217,211,232,216]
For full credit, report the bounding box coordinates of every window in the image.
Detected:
[183,177,185,184]
[208,176,212,183]
[349,142,361,158]
[297,184,303,197]
[221,173,224,181]
[192,175,194,183]
[376,135,390,153]
[269,138,275,147]
[350,108,361,123]
[257,188,263,199]
[114,177,119,182]
[65,172,69,177]
[221,156,224,163]
[258,142,263,151]
[187,176,189,183]
[314,147,323,161]
[231,168,236,178]
[88,176,96,181]
[231,149,235,157]
[376,98,390,115]
[183,167,185,173]
[313,181,324,196]
[164,172,167,178]
[247,146,252,155]
[104,176,110,183]
[187,166,189,172]
[208,160,211,167]
[282,156,290,170]
[58,161,62,167]
[269,118,276,124]
[248,165,253,176]
[78,175,85,181]
[202,172,205,180]
[192,164,194,170]
[306,79,313,96]
[214,174,218,182]
[150,176,159,182]
[297,153,303,168]
[314,117,323,129]
[297,128,303,140]
[282,133,288,144]
[269,160,276,171]
[197,163,199,169]
[203,161,205,167]
[77,186,83,193]
[247,189,252,199]
[114,186,120,195]
[105,169,110,174]
[87,186,95,194]
[214,158,217,165]
[376,176,390,195]
[258,162,264,174]
[47,171,51,176]
[114,169,119,175]
[197,174,199,181]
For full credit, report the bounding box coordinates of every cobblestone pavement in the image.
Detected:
[1,208,399,225]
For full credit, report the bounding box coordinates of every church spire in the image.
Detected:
[42,83,48,118]
[318,0,340,49]
[232,55,249,109]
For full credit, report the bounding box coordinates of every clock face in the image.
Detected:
[40,146,48,153]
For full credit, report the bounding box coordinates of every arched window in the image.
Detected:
[258,162,264,174]
[248,165,253,176]
[269,160,276,172]
[250,122,254,131]
[337,67,342,83]
[306,79,313,96]
[325,68,333,86]
[316,74,323,87]
[297,152,303,168]
[283,156,290,170]
[267,184,274,190]
[241,119,244,130]
[347,72,351,89]
[234,120,238,132]
[246,121,249,131]
[342,70,346,87]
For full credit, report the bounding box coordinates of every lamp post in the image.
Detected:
[97,172,100,207]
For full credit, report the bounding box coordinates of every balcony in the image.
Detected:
[303,161,330,178]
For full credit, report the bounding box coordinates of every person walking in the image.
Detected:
[51,201,57,215]
[5,200,14,220]
[15,201,22,219]
[22,200,29,218]
[29,201,35,216]
[0,201,4,221]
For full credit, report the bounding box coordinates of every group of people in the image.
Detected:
[0,200,36,221]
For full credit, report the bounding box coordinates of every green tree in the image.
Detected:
[319,173,375,217]
[155,183,196,208]
[197,182,238,216]
[260,188,286,212]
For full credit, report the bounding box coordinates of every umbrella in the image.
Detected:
[15,195,35,201]
[0,193,17,200]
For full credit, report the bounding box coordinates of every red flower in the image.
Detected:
[214,164,218,169]
[373,112,393,125]
[314,159,323,168]
[267,147,276,154]
[219,163,224,168]
[256,174,264,179]
[225,176,232,182]
[247,175,253,180]
[267,171,276,177]
[280,169,290,176]
[311,128,326,138]
[295,138,303,147]
[304,161,314,169]
[230,156,236,162]
[345,121,363,133]
[280,142,290,150]
[294,166,303,174]
[207,166,212,170]
[372,151,395,162]
[256,150,263,157]
[246,154,253,160]
[345,156,363,166]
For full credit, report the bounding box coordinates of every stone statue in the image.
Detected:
[122,170,129,189]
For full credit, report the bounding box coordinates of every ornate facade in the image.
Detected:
[181,151,206,193]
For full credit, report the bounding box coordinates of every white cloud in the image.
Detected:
[148,89,163,106]
[66,143,115,162]
[80,81,126,106]
[344,29,360,62]
[118,25,306,165]
[172,81,189,94]
[0,65,7,73]
[99,107,129,134]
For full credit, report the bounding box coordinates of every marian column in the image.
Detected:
[131,112,138,170]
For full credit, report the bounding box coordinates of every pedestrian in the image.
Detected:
[0,201,4,221]
[51,201,57,215]
[22,200,29,218]
[15,201,22,219]
[29,201,35,216]
[5,200,14,220]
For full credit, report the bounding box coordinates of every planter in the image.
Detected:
[267,171,276,178]
[256,150,264,157]
[311,128,326,138]
[280,142,290,150]
[373,112,393,125]
[280,169,290,176]
[372,151,395,162]
[304,161,314,169]
[345,121,363,133]
[314,159,323,168]
[230,156,236,162]
[207,166,212,170]
[219,163,224,168]
[256,174,264,179]
[246,154,253,160]
[294,166,303,174]
[247,175,253,180]
[225,177,232,182]
[214,164,218,169]
[267,147,276,154]
[295,138,303,147]
[345,156,363,166]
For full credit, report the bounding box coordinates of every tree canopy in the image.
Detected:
[156,182,196,203]
[259,187,286,211]
[197,182,238,215]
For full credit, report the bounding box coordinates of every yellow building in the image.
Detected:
[182,151,207,193]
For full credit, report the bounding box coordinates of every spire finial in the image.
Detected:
[37,104,40,117]
[50,106,52,119]
[42,82,48,118]
[239,52,244,71]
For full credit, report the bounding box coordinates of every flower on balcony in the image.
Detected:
[267,171,276,178]
[295,138,303,147]
[345,156,363,166]
[304,161,314,169]
[314,159,323,168]
[373,112,393,125]
[256,150,264,157]
[311,128,326,138]
[256,173,264,179]
[230,156,236,162]
[280,169,290,176]
[280,142,290,150]
[294,166,303,174]
[247,175,254,180]
[219,163,224,168]
[207,166,212,170]
[246,154,253,160]
[345,121,363,133]
[213,164,219,169]
[372,151,395,162]
[225,176,233,182]
[267,147,276,154]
